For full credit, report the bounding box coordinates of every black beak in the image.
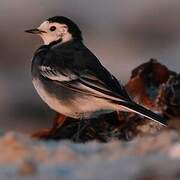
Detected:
[25,28,46,34]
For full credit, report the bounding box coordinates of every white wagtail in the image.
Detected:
[25,16,166,126]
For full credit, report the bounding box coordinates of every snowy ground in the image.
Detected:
[0,130,180,180]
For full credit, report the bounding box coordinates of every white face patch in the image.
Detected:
[38,21,73,45]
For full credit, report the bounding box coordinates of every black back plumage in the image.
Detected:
[32,40,132,102]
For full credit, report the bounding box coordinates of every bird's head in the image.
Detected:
[25,16,82,45]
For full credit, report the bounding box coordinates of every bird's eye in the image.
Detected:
[50,26,56,31]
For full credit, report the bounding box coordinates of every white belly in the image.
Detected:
[32,79,73,116]
[32,78,125,119]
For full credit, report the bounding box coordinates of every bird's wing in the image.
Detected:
[37,43,166,126]
[39,44,132,102]
[80,48,132,101]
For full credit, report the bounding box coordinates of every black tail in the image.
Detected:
[113,100,167,126]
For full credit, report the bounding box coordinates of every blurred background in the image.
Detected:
[0,0,180,134]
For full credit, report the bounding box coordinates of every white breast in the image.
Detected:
[32,78,72,116]
[32,78,125,119]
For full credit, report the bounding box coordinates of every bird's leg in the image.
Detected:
[74,116,89,142]
[75,117,82,142]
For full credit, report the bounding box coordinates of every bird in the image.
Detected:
[25,16,167,129]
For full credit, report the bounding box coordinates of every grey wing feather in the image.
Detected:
[39,65,127,102]
[39,65,78,81]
